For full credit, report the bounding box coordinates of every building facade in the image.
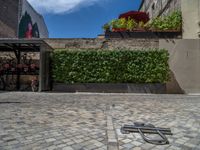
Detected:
[139,0,181,19]
[0,0,48,38]
[0,0,19,38]
[139,0,200,39]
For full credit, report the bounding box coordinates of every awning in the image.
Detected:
[119,11,149,23]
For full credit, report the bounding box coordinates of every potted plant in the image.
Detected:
[126,18,137,31]
[133,21,145,31]
[110,18,127,32]
[102,23,110,32]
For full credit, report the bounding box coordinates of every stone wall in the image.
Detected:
[44,38,159,50]
[0,0,19,38]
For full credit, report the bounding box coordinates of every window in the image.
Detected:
[152,3,155,10]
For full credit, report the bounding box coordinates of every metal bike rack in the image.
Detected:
[121,122,173,145]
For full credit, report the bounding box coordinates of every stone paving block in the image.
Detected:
[122,143,134,149]
[71,144,83,149]
[140,143,155,150]
[122,139,132,144]
[57,144,67,148]
[131,141,142,147]
[66,141,75,145]
[85,144,98,150]
[0,93,200,150]
[62,139,72,143]
[62,146,74,150]
[45,138,57,143]
[7,140,19,145]
[133,147,142,150]
[47,145,57,150]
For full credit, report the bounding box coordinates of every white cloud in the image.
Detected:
[27,0,103,14]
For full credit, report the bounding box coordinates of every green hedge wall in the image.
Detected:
[52,49,170,84]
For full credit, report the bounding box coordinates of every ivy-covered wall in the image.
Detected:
[52,49,170,84]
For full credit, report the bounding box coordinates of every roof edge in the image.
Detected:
[138,0,145,11]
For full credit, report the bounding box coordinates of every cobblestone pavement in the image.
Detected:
[0,92,200,150]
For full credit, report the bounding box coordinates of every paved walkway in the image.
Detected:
[0,92,200,150]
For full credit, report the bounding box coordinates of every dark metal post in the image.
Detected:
[16,50,21,90]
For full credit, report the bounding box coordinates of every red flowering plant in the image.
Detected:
[4,63,10,70]
[119,11,149,23]
[30,64,38,74]
[30,64,37,70]
[17,64,23,72]
[29,63,39,74]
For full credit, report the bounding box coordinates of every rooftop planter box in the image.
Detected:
[103,11,182,38]
[105,30,182,39]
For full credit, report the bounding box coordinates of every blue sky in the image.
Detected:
[28,0,141,38]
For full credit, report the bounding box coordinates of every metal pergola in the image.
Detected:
[0,39,53,92]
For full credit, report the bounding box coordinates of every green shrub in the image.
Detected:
[150,11,182,31]
[126,18,138,31]
[110,18,127,29]
[52,49,170,84]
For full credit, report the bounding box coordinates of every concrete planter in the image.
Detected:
[53,83,166,94]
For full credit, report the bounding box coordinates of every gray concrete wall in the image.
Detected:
[181,0,200,39]
[44,38,159,50]
[159,39,200,94]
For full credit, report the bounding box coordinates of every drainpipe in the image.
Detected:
[198,0,200,38]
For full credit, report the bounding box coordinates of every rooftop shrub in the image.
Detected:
[149,11,182,31]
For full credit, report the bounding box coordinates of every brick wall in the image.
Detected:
[0,0,19,38]
[44,38,159,50]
